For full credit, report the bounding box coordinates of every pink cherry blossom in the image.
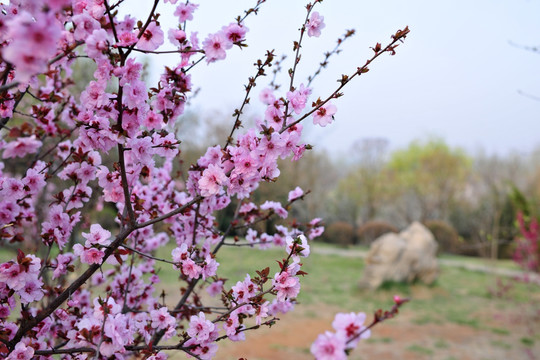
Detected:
[168,29,187,46]
[260,201,288,219]
[53,253,75,279]
[203,32,232,63]
[272,271,300,301]
[259,88,276,105]
[310,331,347,360]
[182,258,202,279]
[306,11,326,38]
[0,178,25,200]
[86,29,110,59]
[286,234,310,258]
[222,23,248,43]
[150,307,176,331]
[2,136,42,159]
[287,84,311,114]
[187,312,215,343]
[288,186,304,202]
[332,312,370,348]
[74,244,105,265]
[137,22,164,51]
[2,12,61,82]
[82,224,112,246]
[72,13,100,41]
[198,164,228,197]
[22,167,46,195]
[7,342,34,360]
[206,280,223,297]
[0,98,15,118]
[313,102,337,127]
[174,2,199,22]
[123,80,148,109]
[19,278,44,304]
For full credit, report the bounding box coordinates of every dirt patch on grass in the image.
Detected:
[212,304,539,360]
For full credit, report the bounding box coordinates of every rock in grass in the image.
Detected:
[359,222,439,289]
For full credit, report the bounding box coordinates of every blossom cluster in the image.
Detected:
[513,212,540,272]
[0,0,409,358]
[311,312,371,360]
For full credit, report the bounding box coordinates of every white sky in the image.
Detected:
[129,0,540,157]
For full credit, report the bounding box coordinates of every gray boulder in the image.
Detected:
[359,221,439,289]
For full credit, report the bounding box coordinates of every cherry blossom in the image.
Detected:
[174,2,199,22]
[137,22,165,51]
[203,32,232,63]
[310,331,347,360]
[306,11,326,38]
[313,102,337,127]
[0,1,409,358]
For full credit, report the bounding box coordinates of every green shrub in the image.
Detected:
[356,220,398,245]
[322,221,355,246]
[424,220,460,254]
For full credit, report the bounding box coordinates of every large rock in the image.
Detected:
[359,222,439,289]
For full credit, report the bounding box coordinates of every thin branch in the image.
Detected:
[117,143,137,227]
[123,0,160,59]
[518,90,540,102]
[120,47,204,55]
[0,88,28,131]
[135,195,202,229]
[211,288,274,324]
[224,50,275,150]
[120,243,176,265]
[281,3,316,127]
[150,201,242,345]
[215,317,279,342]
[508,40,540,54]
[281,26,410,133]
[307,29,356,87]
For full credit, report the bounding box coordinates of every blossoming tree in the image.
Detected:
[0,0,408,359]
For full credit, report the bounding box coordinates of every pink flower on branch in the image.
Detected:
[0,1,411,358]
[306,11,326,38]
[203,32,233,63]
[2,136,42,159]
[6,342,34,360]
[187,312,216,343]
[310,331,347,360]
[313,102,337,127]
[198,164,228,197]
[137,22,165,51]
[174,2,199,22]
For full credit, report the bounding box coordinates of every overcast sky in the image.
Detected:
[132,0,540,157]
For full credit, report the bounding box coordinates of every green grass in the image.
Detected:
[366,337,393,344]
[491,340,512,349]
[491,327,511,336]
[3,240,540,347]
[150,240,540,337]
[406,344,434,355]
[434,339,449,348]
[438,253,521,271]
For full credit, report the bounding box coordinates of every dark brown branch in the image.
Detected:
[282,1,320,127]
[307,29,356,87]
[8,226,132,350]
[224,51,275,150]
[281,26,410,133]
[123,0,160,59]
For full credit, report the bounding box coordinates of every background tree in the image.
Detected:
[386,138,471,223]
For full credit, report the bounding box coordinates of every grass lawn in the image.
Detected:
[157,241,540,359]
[2,240,539,359]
